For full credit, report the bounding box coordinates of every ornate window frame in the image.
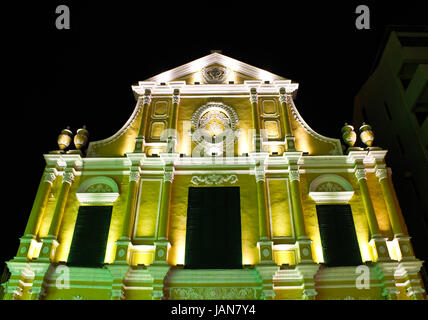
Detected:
[309,174,354,204]
[76,176,119,205]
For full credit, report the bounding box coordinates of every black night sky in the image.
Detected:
[2,1,427,268]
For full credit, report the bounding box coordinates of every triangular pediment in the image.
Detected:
[145,52,287,84]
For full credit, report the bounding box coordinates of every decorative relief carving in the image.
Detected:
[86,183,114,193]
[202,66,229,84]
[190,174,238,185]
[169,287,257,300]
[191,102,239,132]
[316,182,345,192]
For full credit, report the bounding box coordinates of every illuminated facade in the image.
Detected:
[2,52,426,300]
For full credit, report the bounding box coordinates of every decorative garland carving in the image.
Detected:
[190,174,238,185]
[169,287,257,300]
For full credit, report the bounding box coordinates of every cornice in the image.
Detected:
[132,80,299,97]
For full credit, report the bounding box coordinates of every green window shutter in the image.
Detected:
[67,206,113,268]
[185,187,242,269]
[316,204,362,267]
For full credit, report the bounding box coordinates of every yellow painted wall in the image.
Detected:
[167,174,260,266]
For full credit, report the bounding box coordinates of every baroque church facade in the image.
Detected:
[2,52,426,300]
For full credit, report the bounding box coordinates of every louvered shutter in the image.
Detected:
[67,206,113,268]
[316,204,362,267]
[185,187,242,269]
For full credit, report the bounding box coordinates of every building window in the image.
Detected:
[67,206,113,268]
[316,204,362,267]
[185,187,242,269]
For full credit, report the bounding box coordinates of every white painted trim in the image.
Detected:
[288,97,343,155]
[75,192,119,205]
[87,97,143,157]
[143,53,286,84]
[309,191,355,204]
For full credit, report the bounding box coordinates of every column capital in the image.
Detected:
[62,170,75,185]
[354,168,367,181]
[142,89,152,105]
[172,89,180,104]
[289,169,300,182]
[255,166,265,182]
[129,170,141,183]
[43,171,57,185]
[249,88,258,104]
[375,168,388,181]
[164,169,174,183]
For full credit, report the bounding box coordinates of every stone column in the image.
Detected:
[15,170,57,261]
[134,89,152,153]
[288,167,314,264]
[157,168,173,242]
[375,168,404,237]
[376,167,418,263]
[155,153,178,265]
[114,168,141,264]
[39,169,75,261]
[166,89,180,153]
[354,166,390,261]
[250,88,263,152]
[279,87,296,151]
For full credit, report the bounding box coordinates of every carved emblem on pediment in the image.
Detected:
[202,66,229,84]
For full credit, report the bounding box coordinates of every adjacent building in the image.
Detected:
[1,52,426,300]
[353,26,428,289]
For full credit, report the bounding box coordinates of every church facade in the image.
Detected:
[2,53,426,300]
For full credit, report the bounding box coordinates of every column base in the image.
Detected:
[38,237,59,262]
[114,238,131,264]
[393,235,417,261]
[369,237,391,262]
[295,238,314,264]
[152,241,171,265]
[257,241,275,265]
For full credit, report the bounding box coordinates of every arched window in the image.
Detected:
[76,176,119,205]
[309,174,354,204]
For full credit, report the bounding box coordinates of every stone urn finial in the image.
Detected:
[57,127,73,151]
[359,122,374,147]
[341,123,357,147]
[74,125,89,150]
